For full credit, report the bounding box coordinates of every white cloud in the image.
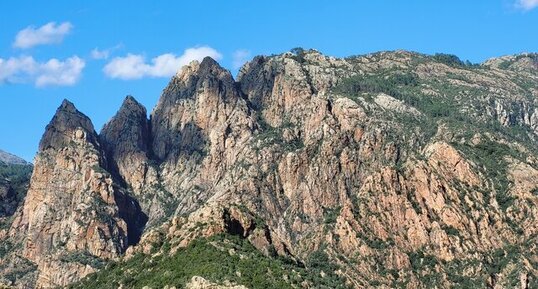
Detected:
[35,57,85,87]
[91,48,110,60]
[0,56,37,83]
[232,49,251,69]
[13,22,73,49]
[516,0,538,10]
[103,54,147,80]
[103,46,222,80]
[0,56,85,87]
[90,44,123,60]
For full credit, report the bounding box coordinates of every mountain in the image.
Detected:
[0,149,32,219]
[0,150,29,166]
[1,49,538,289]
[0,150,32,282]
[1,100,147,288]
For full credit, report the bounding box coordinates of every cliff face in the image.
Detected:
[100,95,151,193]
[1,50,538,289]
[4,100,146,288]
[148,57,255,219]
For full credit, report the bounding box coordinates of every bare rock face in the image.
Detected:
[8,100,145,288]
[100,96,172,228]
[150,57,255,215]
[151,57,253,162]
[100,95,152,193]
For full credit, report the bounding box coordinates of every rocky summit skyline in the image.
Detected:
[1,1,537,288]
[0,150,29,166]
[1,1,537,163]
[0,48,537,288]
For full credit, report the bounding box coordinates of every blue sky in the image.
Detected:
[1,0,537,161]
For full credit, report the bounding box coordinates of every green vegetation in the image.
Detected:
[0,240,13,259]
[69,234,349,289]
[290,47,307,63]
[485,245,519,276]
[498,61,512,70]
[408,250,443,287]
[306,248,339,276]
[323,206,341,224]
[0,162,32,181]
[91,164,109,175]
[432,53,465,66]
[409,250,438,272]
[333,71,419,102]
[331,62,535,152]
[332,70,458,119]
[442,225,460,237]
[60,251,106,269]
[408,193,423,215]
[443,258,485,289]
[415,240,535,289]
[363,236,394,250]
[498,53,538,70]
[0,161,32,202]
[255,117,304,153]
[1,257,37,283]
[430,53,479,68]
[453,139,517,211]
[0,161,32,229]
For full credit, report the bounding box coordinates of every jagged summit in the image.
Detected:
[100,95,151,193]
[101,95,149,156]
[199,56,220,68]
[38,99,98,151]
[151,53,247,161]
[59,98,76,111]
[10,96,147,288]
[175,56,233,84]
[122,94,141,106]
[115,95,147,117]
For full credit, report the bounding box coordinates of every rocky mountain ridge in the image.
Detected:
[0,150,29,166]
[0,49,537,288]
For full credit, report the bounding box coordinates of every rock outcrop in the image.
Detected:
[150,57,255,216]
[7,100,146,288]
[100,95,152,193]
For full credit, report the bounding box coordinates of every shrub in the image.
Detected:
[432,53,464,67]
[290,47,307,63]
[323,206,341,224]
[60,251,106,269]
